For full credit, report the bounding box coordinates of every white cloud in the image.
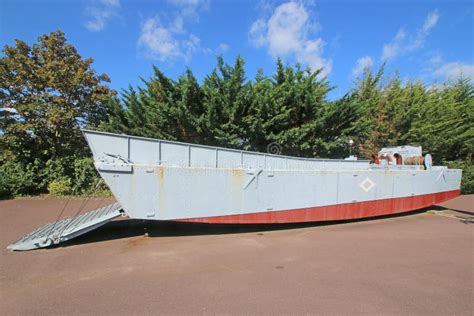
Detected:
[433,62,474,81]
[352,56,374,77]
[249,19,267,47]
[296,38,332,76]
[428,52,443,65]
[382,9,439,61]
[267,2,309,57]
[248,1,332,76]
[138,19,179,61]
[217,43,230,53]
[171,16,185,33]
[255,0,275,14]
[138,18,201,62]
[167,0,209,20]
[201,43,231,55]
[84,0,120,32]
[423,10,440,32]
[138,0,208,62]
[168,0,207,8]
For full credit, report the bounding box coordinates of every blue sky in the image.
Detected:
[1,0,473,99]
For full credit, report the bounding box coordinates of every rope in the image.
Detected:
[94,190,108,210]
[56,179,104,239]
[44,187,77,243]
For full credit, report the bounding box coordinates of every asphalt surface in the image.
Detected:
[1,195,473,315]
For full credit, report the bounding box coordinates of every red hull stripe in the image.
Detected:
[178,190,461,224]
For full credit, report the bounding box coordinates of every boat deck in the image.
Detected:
[84,129,370,170]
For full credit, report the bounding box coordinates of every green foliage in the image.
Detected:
[40,158,72,190]
[0,30,114,163]
[0,160,39,198]
[47,177,72,196]
[402,80,473,161]
[246,60,333,156]
[0,156,112,199]
[100,57,335,156]
[347,69,473,162]
[73,157,97,194]
[100,57,473,193]
[445,160,474,194]
[1,31,473,197]
[73,157,110,195]
[0,31,114,198]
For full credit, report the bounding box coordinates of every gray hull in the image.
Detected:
[83,130,462,223]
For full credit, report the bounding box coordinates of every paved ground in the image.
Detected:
[0,195,473,315]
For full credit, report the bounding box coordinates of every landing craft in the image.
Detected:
[8,130,462,250]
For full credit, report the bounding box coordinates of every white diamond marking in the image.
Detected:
[359,177,375,192]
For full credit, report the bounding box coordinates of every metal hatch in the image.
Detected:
[7,203,124,251]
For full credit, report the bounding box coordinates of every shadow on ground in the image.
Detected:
[49,206,467,249]
[432,206,474,216]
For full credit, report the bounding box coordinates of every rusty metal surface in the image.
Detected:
[83,130,462,222]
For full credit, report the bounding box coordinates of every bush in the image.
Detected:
[0,160,40,199]
[0,156,110,199]
[73,157,97,194]
[38,158,73,189]
[445,160,474,194]
[73,157,110,196]
[47,177,72,196]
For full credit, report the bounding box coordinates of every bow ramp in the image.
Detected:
[8,203,124,251]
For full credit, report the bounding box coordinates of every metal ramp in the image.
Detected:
[7,203,124,251]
